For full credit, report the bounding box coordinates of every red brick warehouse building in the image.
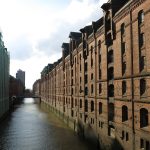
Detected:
[33,0,150,149]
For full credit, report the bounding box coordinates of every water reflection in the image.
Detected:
[23,98,34,104]
[0,98,96,150]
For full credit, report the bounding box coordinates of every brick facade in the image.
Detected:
[33,0,150,149]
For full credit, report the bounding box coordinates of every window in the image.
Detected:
[75,99,77,106]
[99,102,102,114]
[140,108,148,128]
[98,40,101,52]
[91,58,93,67]
[85,74,88,84]
[99,69,101,80]
[99,83,102,94]
[99,54,101,64]
[85,100,88,112]
[91,46,93,54]
[108,67,114,80]
[108,50,113,63]
[140,139,144,149]
[80,54,82,60]
[105,11,111,31]
[121,23,125,36]
[126,132,129,141]
[91,73,93,80]
[71,110,74,117]
[122,105,128,122]
[80,64,82,72]
[108,103,114,121]
[80,86,82,93]
[121,42,126,54]
[140,56,146,72]
[140,79,146,96]
[146,141,149,150]
[138,10,144,25]
[91,84,94,94]
[108,84,114,97]
[122,61,126,75]
[122,81,127,95]
[71,98,74,108]
[85,87,88,95]
[84,115,87,123]
[139,33,145,48]
[80,77,82,83]
[80,99,82,108]
[85,62,88,72]
[91,101,94,112]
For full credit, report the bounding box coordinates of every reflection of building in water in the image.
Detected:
[33,0,150,149]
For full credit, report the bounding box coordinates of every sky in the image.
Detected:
[0,0,107,89]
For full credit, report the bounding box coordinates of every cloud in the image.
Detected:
[37,0,104,56]
[0,0,107,88]
[9,35,33,60]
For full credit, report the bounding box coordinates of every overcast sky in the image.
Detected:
[0,0,107,89]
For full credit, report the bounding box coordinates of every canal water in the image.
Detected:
[0,98,97,150]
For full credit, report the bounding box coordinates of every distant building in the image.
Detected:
[0,32,10,119]
[9,75,25,99]
[33,79,41,97]
[16,69,25,87]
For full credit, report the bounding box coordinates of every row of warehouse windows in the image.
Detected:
[80,99,149,128]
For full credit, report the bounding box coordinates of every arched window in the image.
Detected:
[140,79,146,96]
[140,108,148,128]
[99,102,102,114]
[122,81,127,95]
[80,99,82,108]
[91,101,94,112]
[122,105,128,122]
[85,99,88,112]
[138,10,144,25]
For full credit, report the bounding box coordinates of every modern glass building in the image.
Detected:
[0,32,10,119]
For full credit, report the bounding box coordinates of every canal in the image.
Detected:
[0,98,97,150]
